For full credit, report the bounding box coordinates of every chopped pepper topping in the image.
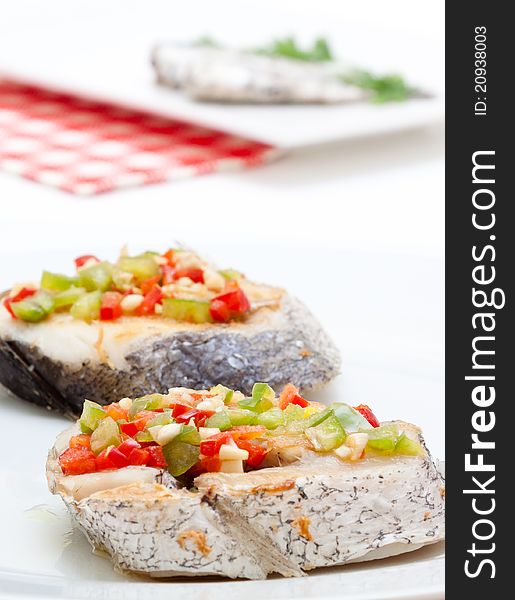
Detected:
[59,383,425,478]
[4,247,252,325]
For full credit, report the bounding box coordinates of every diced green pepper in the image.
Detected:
[280,404,312,433]
[365,424,399,453]
[54,286,86,309]
[284,408,333,435]
[228,409,258,426]
[70,290,101,321]
[78,262,112,292]
[367,437,396,453]
[162,441,200,477]
[128,397,150,419]
[205,411,233,431]
[79,399,107,433]
[332,403,373,433]
[395,432,424,456]
[282,403,306,422]
[305,414,346,451]
[210,384,234,404]
[111,267,134,291]
[238,382,275,413]
[129,394,168,420]
[304,407,333,429]
[256,407,285,430]
[90,416,120,456]
[162,298,213,324]
[176,425,201,446]
[219,269,242,280]
[117,256,159,282]
[146,412,174,428]
[10,290,55,323]
[135,430,153,443]
[41,271,79,292]
[162,425,201,476]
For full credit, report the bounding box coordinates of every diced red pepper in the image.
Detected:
[161,265,176,285]
[119,421,139,437]
[74,254,99,269]
[188,455,221,476]
[235,439,268,469]
[172,403,194,419]
[96,446,128,470]
[209,298,231,322]
[173,407,214,427]
[146,445,167,468]
[103,402,129,422]
[136,284,163,316]
[209,287,250,322]
[69,434,91,449]
[200,432,234,457]
[278,383,309,409]
[59,446,97,475]
[290,395,309,408]
[354,404,380,428]
[131,411,158,430]
[213,288,250,313]
[128,447,150,466]
[195,414,210,428]
[174,268,204,283]
[117,438,141,457]
[3,287,36,318]
[141,276,161,296]
[174,408,200,423]
[108,447,129,468]
[190,392,215,401]
[230,425,267,440]
[100,291,123,321]
[162,249,175,266]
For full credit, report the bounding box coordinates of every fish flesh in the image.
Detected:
[47,417,445,579]
[0,290,340,417]
[0,248,340,417]
[152,43,366,104]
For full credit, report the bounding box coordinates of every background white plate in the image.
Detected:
[0,242,444,599]
[0,0,444,148]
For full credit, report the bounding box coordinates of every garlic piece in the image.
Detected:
[203,269,225,292]
[120,294,144,313]
[199,427,221,440]
[118,397,133,410]
[219,459,244,473]
[219,444,249,461]
[333,444,352,460]
[156,423,182,446]
[345,432,369,461]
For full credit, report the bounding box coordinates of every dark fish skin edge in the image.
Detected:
[0,295,341,418]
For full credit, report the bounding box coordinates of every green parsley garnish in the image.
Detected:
[341,70,412,103]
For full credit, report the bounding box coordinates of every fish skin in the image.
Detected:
[0,294,340,417]
[197,458,445,572]
[47,426,445,579]
[152,44,365,104]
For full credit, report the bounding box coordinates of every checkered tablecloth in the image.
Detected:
[0,79,279,195]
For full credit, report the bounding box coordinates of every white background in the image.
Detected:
[0,0,444,453]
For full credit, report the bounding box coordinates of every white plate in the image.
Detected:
[0,387,444,600]
[0,1,444,148]
[0,243,444,599]
[0,65,444,149]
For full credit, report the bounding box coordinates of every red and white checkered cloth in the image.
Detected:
[0,79,279,195]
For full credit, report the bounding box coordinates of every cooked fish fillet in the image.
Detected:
[152,44,365,104]
[47,423,445,579]
[0,290,339,417]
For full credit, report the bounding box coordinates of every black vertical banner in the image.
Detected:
[446,2,511,597]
